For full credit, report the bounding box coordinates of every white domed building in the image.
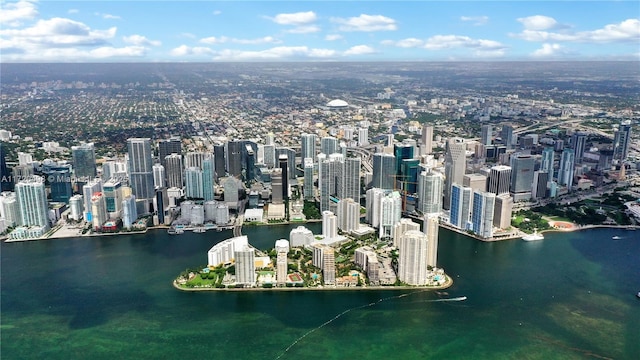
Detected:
[326,99,349,109]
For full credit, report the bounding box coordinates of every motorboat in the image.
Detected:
[522,229,544,241]
[612,236,621,240]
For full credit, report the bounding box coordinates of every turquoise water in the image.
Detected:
[1,225,638,359]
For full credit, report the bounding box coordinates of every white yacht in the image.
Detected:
[522,229,544,241]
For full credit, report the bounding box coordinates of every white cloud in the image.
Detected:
[0,0,38,27]
[68,9,79,14]
[123,34,161,47]
[0,17,116,47]
[517,15,560,30]
[531,43,564,57]
[424,35,505,50]
[286,25,321,34]
[170,45,215,57]
[212,46,336,61]
[460,16,489,26]
[212,10,222,16]
[332,14,397,32]
[95,12,121,20]
[271,11,317,25]
[200,36,280,45]
[381,38,424,48]
[343,45,375,56]
[325,34,343,41]
[0,46,148,62]
[513,18,640,43]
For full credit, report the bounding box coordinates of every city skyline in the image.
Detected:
[0,0,638,62]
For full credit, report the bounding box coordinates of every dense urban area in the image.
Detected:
[1,62,638,289]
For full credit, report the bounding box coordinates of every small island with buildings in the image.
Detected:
[174,214,450,291]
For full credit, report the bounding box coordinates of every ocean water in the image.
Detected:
[1,225,638,359]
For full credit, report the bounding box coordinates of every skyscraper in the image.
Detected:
[276,147,296,180]
[226,141,244,178]
[321,136,339,155]
[185,167,204,199]
[509,154,535,201]
[49,166,73,203]
[71,142,97,181]
[185,152,207,170]
[158,137,181,169]
[392,218,420,248]
[319,153,343,212]
[303,158,314,200]
[493,193,513,229]
[127,138,154,200]
[613,122,632,162]
[443,138,467,210]
[278,154,289,201]
[572,132,587,164]
[481,124,492,146]
[417,167,444,215]
[423,214,439,268]
[322,210,338,241]
[235,246,256,286]
[487,165,512,195]
[541,147,555,176]
[271,168,283,204]
[372,153,396,190]
[532,171,549,199]
[90,192,108,230]
[379,191,402,239]
[421,125,433,155]
[471,191,495,239]
[103,179,123,215]
[398,230,430,285]
[301,133,317,164]
[558,148,575,189]
[122,195,137,228]
[501,125,514,149]
[152,163,166,189]
[82,179,102,222]
[213,143,226,179]
[164,154,183,189]
[336,198,360,233]
[0,142,12,191]
[340,157,361,203]
[365,187,387,228]
[202,157,216,202]
[463,173,488,194]
[449,184,472,229]
[15,176,49,229]
[275,239,289,286]
[358,127,369,147]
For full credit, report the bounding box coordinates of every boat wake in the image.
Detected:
[274,292,466,359]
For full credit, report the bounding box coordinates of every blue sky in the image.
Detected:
[1,0,638,62]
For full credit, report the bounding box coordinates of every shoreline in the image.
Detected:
[172,275,453,292]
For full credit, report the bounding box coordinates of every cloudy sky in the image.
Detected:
[1,0,638,62]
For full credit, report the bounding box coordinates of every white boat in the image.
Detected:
[522,229,544,241]
[612,236,621,240]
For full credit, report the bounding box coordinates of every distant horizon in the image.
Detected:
[1,0,638,62]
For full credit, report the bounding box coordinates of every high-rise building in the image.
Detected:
[90,192,108,230]
[49,166,73,203]
[276,147,296,180]
[423,214,439,268]
[613,122,632,161]
[417,167,444,215]
[443,138,466,210]
[152,163,166,189]
[319,153,343,212]
[226,141,244,178]
[278,154,289,201]
[15,177,49,229]
[532,171,549,199]
[510,155,535,201]
[235,246,256,286]
[487,165,512,195]
[371,153,396,190]
[558,148,575,189]
[164,154,183,189]
[1,192,20,227]
[271,168,284,204]
[71,143,97,181]
[290,225,314,247]
[572,132,587,164]
[213,143,226,179]
[541,147,555,177]
[245,145,256,181]
[392,218,420,248]
[127,138,154,200]
[358,127,369,147]
[340,157,361,203]
[471,191,495,239]
[82,179,102,222]
[158,137,182,169]
[303,158,315,200]
[0,142,12,191]
[301,133,317,164]
[463,173,488,194]
[68,194,84,222]
[275,239,289,286]
[421,125,433,155]
[501,125,514,149]
[263,144,276,168]
[185,152,207,170]
[400,159,420,194]
[202,157,216,202]
[122,195,137,228]
[394,143,414,180]
[312,243,336,285]
[365,187,387,228]
[336,198,360,233]
[449,184,472,229]
[379,191,402,239]
[481,125,492,146]
[322,210,338,241]
[155,188,167,224]
[103,179,123,215]
[321,136,339,155]
[222,177,242,210]
[493,194,513,229]
[398,230,430,285]
[185,167,204,199]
